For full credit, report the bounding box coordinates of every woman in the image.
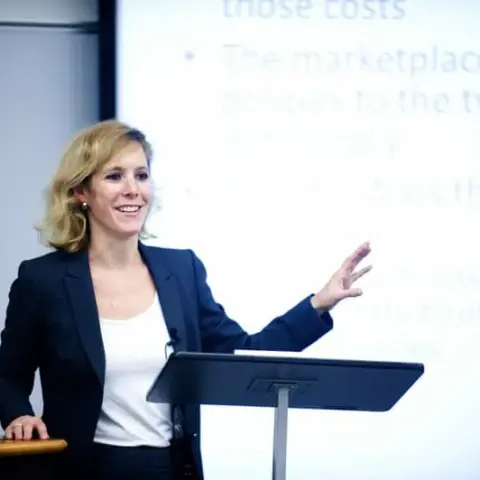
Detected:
[0,120,371,479]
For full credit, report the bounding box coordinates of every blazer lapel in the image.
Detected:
[64,250,105,384]
[139,243,188,352]
[62,243,188,386]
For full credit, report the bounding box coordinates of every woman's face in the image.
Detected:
[78,141,153,240]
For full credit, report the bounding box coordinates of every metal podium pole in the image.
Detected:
[272,385,294,480]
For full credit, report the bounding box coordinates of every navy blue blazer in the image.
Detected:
[0,243,333,475]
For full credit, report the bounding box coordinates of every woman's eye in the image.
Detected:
[105,172,122,181]
[136,171,149,181]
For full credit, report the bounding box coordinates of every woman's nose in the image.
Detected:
[123,175,140,196]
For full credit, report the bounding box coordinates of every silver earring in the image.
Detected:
[81,202,88,211]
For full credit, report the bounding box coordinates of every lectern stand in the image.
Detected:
[147,352,424,480]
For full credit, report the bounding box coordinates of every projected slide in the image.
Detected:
[117,1,480,478]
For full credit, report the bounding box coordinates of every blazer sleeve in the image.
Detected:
[190,251,333,354]
[0,261,41,429]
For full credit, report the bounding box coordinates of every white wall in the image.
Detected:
[0,0,99,430]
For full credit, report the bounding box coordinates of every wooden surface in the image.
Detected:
[0,439,67,456]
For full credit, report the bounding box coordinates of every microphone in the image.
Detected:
[165,328,179,359]
[168,328,180,346]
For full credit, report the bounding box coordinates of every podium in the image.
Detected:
[147,352,424,480]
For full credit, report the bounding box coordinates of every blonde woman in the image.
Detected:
[0,120,371,479]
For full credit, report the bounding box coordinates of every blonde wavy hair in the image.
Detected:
[37,120,154,253]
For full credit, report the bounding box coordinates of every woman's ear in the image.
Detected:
[74,192,86,205]
[73,185,88,205]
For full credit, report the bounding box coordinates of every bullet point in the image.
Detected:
[184,51,195,61]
